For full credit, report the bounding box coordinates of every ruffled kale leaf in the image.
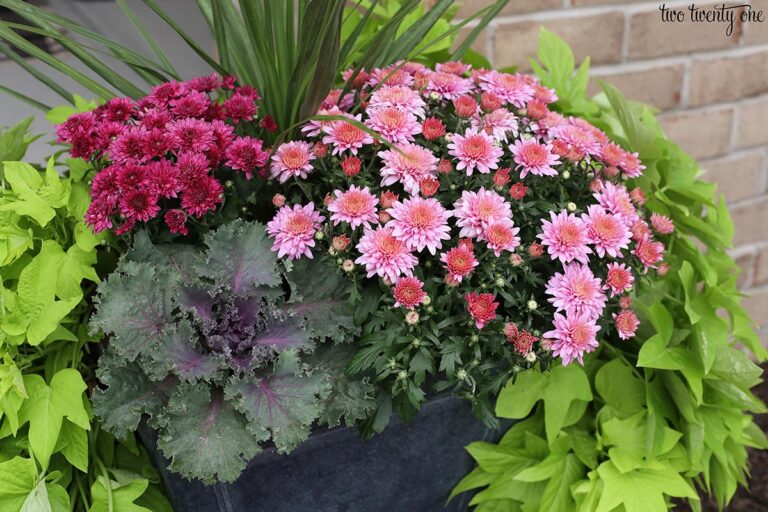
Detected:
[156,382,261,484]
[92,353,177,439]
[196,220,280,294]
[90,262,175,362]
[225,351,331,452]
[286,258,356,341]
[146,321,222,381]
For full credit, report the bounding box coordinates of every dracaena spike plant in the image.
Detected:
[90,220,370,482]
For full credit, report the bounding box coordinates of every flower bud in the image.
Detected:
[493,168,511,187]
[341,156,361,177]
[272,193,286,207]
[313,142,328,158]
[332,235,350,251]
[527,299,538,311]
[509,253,523,266]
[405,311,420,325]
[342,259,354,272]
[438,158,453,175]
[528,242,543,258]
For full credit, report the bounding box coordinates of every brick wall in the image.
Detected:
[458,0,768,343]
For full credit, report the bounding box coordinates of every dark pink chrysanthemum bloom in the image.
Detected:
[56,111,96,142]
[225,136,268,178]
[465,292,499,329]
[544,312,600,366]
[267,203,325,260]
[546,263,607,321]
[165,209,188,235]
[141,129,173,160]
[118,188,160,222]
[509,138,560,178]
[176,152,210,186]
[393,276,427,309]
[104,97,135,122]
[514,329,539,356]
[84,201,114,233]
[604,262,634,297]
[109,127,148,164]
[147,159,181,199]
[613,310,640,340]
[651,212,675,235]
[115,164,148,190]
[440,245,478,283]
[170,90,210,118]
[168,118,216,153]
[187,73,222,92]
[90,166,120,206]
[223,94,258,123]
[478,71,535,107]
[139,108,172,131]
[146,80,184,106]
[180,175,223,218]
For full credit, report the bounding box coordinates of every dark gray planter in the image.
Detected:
[140,394,503,512]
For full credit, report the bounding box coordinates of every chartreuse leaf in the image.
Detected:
[0,162,55,227]
[595,359,645,417]
[157,382,261,484]
[0,456,37,511]
[497,364,592,443]
[21,478,69,512]
[89,477,152,512]
[16,369,89,469]
[595,460,697,512]
[54,420,88,473]
[0,224,33,267]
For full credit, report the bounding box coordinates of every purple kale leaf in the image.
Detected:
[144,321,222,381]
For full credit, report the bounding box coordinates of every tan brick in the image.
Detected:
[730,197,768,246]
[701,151,767,203]
[658,107,734,159]
[744,0,768,44]
[755,248,768,286]
[628,4,743,60]
[742,287,768,328]
[589,64,684,111]
[735,252,756,288]
[455,0,561,18]
[493,12,624,70]
[736,97,768,149]
[689,50,768,107]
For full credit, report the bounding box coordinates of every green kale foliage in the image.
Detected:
[91,219,375,483]
[452,29,767,512]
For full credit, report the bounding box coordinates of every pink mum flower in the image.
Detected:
[595,182,639,226]
[545,263,607,320]
[480,220,521,257]
[634,238,665,271]
[448,129,503,176]
[167,118,216,153]
[613,310,640,340]
[266,203,325,260]
[367,85,426,118]
[118,188,159,222]
[604,262,634,297]
[621,152,645,178]
[465,292,499,329]
[470,109,519,142]
[388,196,451,254]
[322,115,374,155]
[302,107,345,137]
[379,143,439,196]
[651,213,675,235]
[425,71,474,100]
[355,225,418,283]
[328,185,379,229]
[583,205,632,258]
[478,71,535,107]
[440,245,478,283]
[509,138,560,178]
[538,210,592,264]
[452,188,512,238]
[270,141,315,183]
[544,312,601,365]
[549,123,602,160]
[365,106,421,144]
[393,277,427,309]
[225,136,268,178]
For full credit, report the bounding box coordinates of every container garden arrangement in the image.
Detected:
[0,1,764,511]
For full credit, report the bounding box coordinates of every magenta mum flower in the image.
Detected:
[225,136,268,178]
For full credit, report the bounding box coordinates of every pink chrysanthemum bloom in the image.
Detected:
[167,118,216,153]
[379,143,438,196]
[538,210,592,264]
[549,123,602,160]
[480,220,521,257]
[266,203,325,260]
[302,107,346,137]
[328,185,379,229]
[440,245,478,283]
[388,196,451,254]
[470,109,519,142]
[367,86,426,118]
[478,71,535,107]
[452,188,512,238]
[225,136,268,178]
[425,71,474,100]
[595,182,639,226]
[365,106,421,144]
[321,89,355,111]
[118,188,160,222]
[509,138,560,178]
[85,201,114,233]
[354,226,418,283]
[270,141,315,183]
[599,142,626,168]
[613,310,640,340]
[634,238,665,271]
[545,312,601,365]
[436,61,471,75]
[367,65,414,88]
[604,262,634,297]
[109,127,147,164]
[582,205,632,258]
[180,175,223,217]
[546,263,607,320]
[465,292,499,329]
[621,151,645,178]
[393,276,427,309]
[322,115,374,155]
[447,129,503,176]
[651,213,675,235]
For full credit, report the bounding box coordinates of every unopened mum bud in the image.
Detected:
[342,259,354,272]
[429,91,440,101]
[272,193,286,207]
[657,262,670,276]
[509,253,523,266]
[420,178,440,197]
[493,168,511,187]
[380,190,399,208]
[332,235,350,251]
[438,158,453,174]
[619,295,633,310]
[457,368,468,381]
[379,211,392,223]
[525,352,537,363]
[527,299,538,311]
[313,142,328,158]
[528,242,543,258]
[561,170,571,179]
[405,311,420,325]
[566,202,577,212]
[453,95,478,118]
[314,231,324,240]
[341,156,361,177]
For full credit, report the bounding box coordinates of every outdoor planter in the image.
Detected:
[140,394,503,512]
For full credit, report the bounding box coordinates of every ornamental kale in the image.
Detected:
[90,220,373,482]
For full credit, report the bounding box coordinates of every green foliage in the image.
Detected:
[0,118,170,512]
[453,29,766,511]
[0,0,506,141]
[91,220,371,483]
